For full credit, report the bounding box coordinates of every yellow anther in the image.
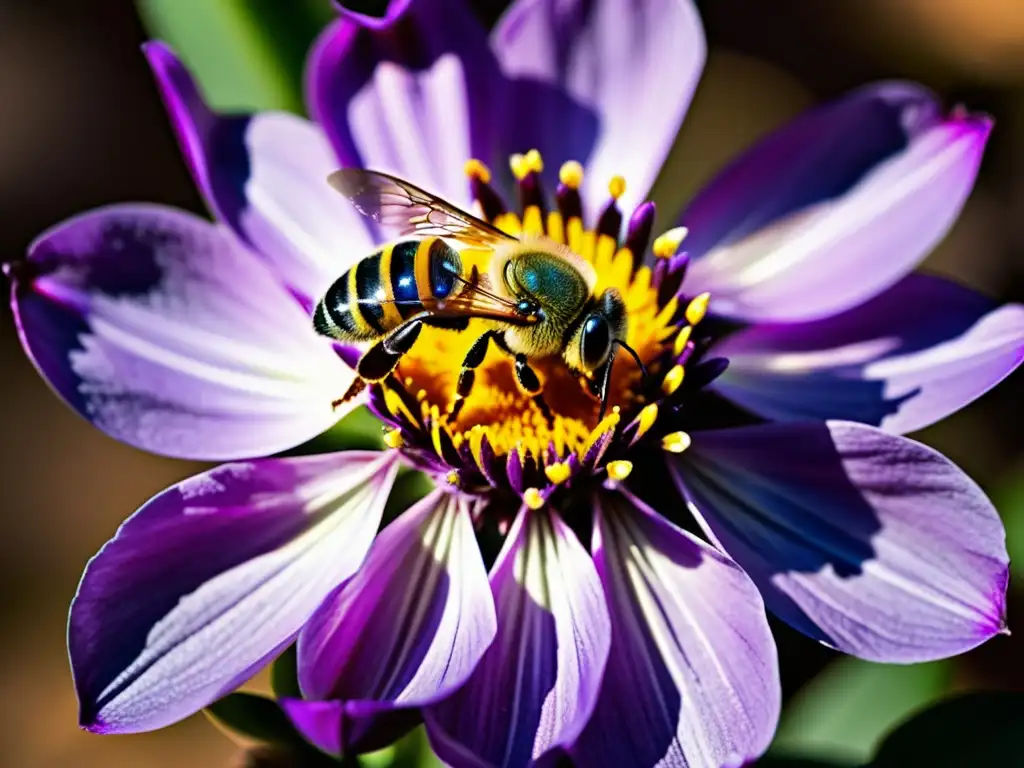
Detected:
[662,364,685,395]
[635,403,659,440]
[608,175,627,200]
[383,429,404,449]
[662,431,692,454]
[652,226,689,259]
[524,148,544,173]
[446,470,460,485]
[545,462,571,485]
[673,325,693,357]
[607,460,633,481]
[523,487,545,510]
[463,158,491,183]
[559,160,584,189]
[510,153,531,180]
[685,292,711,326]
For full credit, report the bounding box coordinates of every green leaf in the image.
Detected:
[137,0,333,113]
[207,692,307,748]
[271,644,303,700]
[771,657,951,764]
[870,691,1024,767]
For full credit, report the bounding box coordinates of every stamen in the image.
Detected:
[557,161,584,223]
[685,292,711,325]
[463,158,491,183]
[662,431,692,454]
[653,226,689,259]
[512,149,547,218]
[559,160,584,189]
[673,325,693,357]
[545,462,571,485]
[625,202,656,259]
[383,429,404,449]
[631,403,659,443]
[662,364,685,395]
[607,460,633,481]
[509,153,530,180]
[446,470,460,486]
[465,158,506,222]
[524,149,544,174]
[608,176,626,200]
[523,487,545,510]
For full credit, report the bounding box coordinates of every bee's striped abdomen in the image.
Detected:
[313,238,463,342]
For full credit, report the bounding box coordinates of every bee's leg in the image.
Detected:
[513,353,554,427]
[354,314,430,386]
[448,329,502,422]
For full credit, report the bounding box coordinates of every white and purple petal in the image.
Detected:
[11,205,351,461]
[681,83,991,322]
[711,275,1024,434]
[307,0,502,208]
[491,0,705,214]
[144,42,372,304]
[425,508,610,768]
[669,421,1008,662]
[70,450,398,734]
[570,490,780,768]
[282,490,496,756]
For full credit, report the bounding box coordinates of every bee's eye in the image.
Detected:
[581,315,612,372]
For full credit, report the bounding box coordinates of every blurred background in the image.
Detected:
[1,0,1022,766]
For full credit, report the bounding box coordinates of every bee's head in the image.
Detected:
[565,289,628,377]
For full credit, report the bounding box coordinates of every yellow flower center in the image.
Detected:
[372,152,706,483]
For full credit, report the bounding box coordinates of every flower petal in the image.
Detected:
[70,450,398,734]
[682,83,991,321]
[11,204,351,460]
[425,508,610,767]
[570,490,780,767]
[491,0,705,213]
[282,490,496,756]
[307,0,501,207]
[144,42,372,304]
[670,421,1009,662]
[712,275,1024,434]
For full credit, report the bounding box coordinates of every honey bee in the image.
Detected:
[315,169,646,420]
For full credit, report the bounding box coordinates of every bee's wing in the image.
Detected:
[329,169,515,247]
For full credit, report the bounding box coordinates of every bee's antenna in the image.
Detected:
[615,340,648,380]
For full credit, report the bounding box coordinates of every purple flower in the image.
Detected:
[6,0,1020,766]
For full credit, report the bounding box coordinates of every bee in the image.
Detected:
[315,169,646,421]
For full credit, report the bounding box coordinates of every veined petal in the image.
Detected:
[11,205,351,461]
[492,0,705,214]
[307,0,502,208]
[70,450,399,734]
[712,275,1024,434]
[670,421,1009,662]
[425,508,610,768]
[571,491,780,768]
[682,83,990,321]
[143,42,372,304]
[283,490,495,757]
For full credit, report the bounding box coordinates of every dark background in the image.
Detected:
[1,1,1022,765]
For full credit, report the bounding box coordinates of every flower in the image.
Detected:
[6,0,1021,766]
